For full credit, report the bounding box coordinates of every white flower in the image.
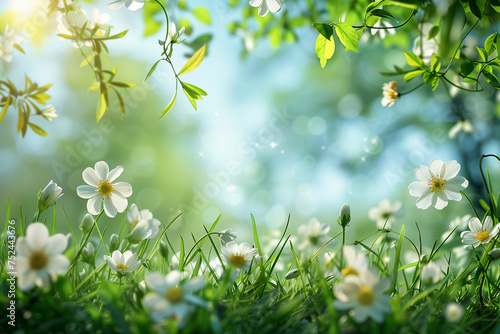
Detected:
[219,228,238,247]
[143,271,205,323]
[164,23,185,47]
[338,203,351,228]
[76,161,133,218]
[368,199,402,229]
[13,223,69,291]
[126,203,161,243]
[38,180,63,211]
[91,8,112,35]
[341,246,369,277]
[333,269,391,323]
[448,119,478,139]
[413,23,438,64]
[56,9,93,48]
[421,261,443,286]
[0,24,24,62]
[221,241,259,271]
[381,81,399,107]
[40,105,58,121]
[408,159,469,210]
[108,0,146,11]
[249,0,282,17]
[460,216,499,249]
[298,218,330,250]
[104,250,141,275]
[445,302,464,323]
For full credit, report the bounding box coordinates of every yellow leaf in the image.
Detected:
[178,44,207,76]
[96,93,107,122]
[28,122,49,136]
[0,96,11,123]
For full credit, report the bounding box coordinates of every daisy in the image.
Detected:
[368,199,402,229]
[126,203,161,243]
[219,228,238,247]
[408,159,469,210]
[220,241,259,271]
[460,216,499,249]
[333,269,392,323]
[104,250,141,276]
[445,303,464,323]
[249,0,282,17]
[13,223,70,291]
[143,270,206,323]
[298,218,330,250]
[76,161,132,218]
[381,81,399,107]
[108,0,147,11]
[341,246,369,277]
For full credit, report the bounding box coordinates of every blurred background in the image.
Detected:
[1,0,500,252]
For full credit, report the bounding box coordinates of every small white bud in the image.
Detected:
[285,268,300,280]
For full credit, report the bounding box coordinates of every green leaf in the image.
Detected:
[96,92,107,122]
[460,62,474,76]
[312,23,334,40]
[402,70,425,81]
[178,44,208,76]
[469,0,486,18]
[492,0,500,12]
[403,51,423,67]
[144,59,162,82]
[269,25,283,49]
[334,22,359,52]
[0,96,11,123]
[192,7,211,24]
[370,9,396,20]
[484,72,500,89]
[428,26,440,40]
[366,0,388,14]
[28,122,49,136]
[485,33,497,55]
[430,54,441,72]
[315,34,335,68]
[431,76,440,91]
[159,89,177,119]
[476,47,487,62]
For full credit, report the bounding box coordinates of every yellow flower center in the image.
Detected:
[116,264,128,271]
[30,251,48,269]
[165,286,184,303]
[230,254,245,267]
[428,176,446,192]
[341,266,359,277]
[358,285,375,305]
[131,221,138,229]
[98,180,114,198]
[475,230,489,242]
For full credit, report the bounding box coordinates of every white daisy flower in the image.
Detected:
[408,159,468,210]
[381,81,399,107]
[421,261,443,287]
[220,241,259,271]
[13,223,70,291]
[108,0,147,11]
[460,216,499,249]
[143,271,206,323]
[0,24,24,62]
[249,0,282,17]
[126,203,161,243]
[334,269,392,323]
[76,161,133,218]
[341,246,369,277]
[368,199,402,229]
[445,302,464,323]
[104,250,141,276]
[298,218,330,250]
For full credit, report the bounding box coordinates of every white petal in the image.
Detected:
[16,237,30,257]
[110,191,128,213]
[414,165,431,182]
[443,160,460,179]
[165,270,182,285]
[145,273,168,293]
[108,166,124,183]
[257,2,270,16]
[432,192,449,210]
[126,0,145,11]
[266,0,282,13]
[114,182,133,197]
[415,189,432,209]
[483,216,493,232]
[76,185,97,199]
[469,218,482,233]
[249,0,262,8]
[26,223,49,251]
[104,255,117,270]
[82,167,101,186]
[428,159,444,175]
[87,194,103,215]
[103,196,118,217]
[445,176,468,192]
[443,189,462,201]
[238,242,252,255]
[107,0,125,10]
[408,181,428,197]
[18,270,37,291]
[45,234,67,256]
[46,254,70,274]
[226,241,239,254]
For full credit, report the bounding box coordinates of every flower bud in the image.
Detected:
[81,242,95,264]
[338,203,351,228]
[159,239,169,260]
[421,261,442,287]
[285,268,300,280]
[445,302,464,323]
[489,248,500,261]
[109,234,119,253]
[80,213,94,233]
[37,180,63,212]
